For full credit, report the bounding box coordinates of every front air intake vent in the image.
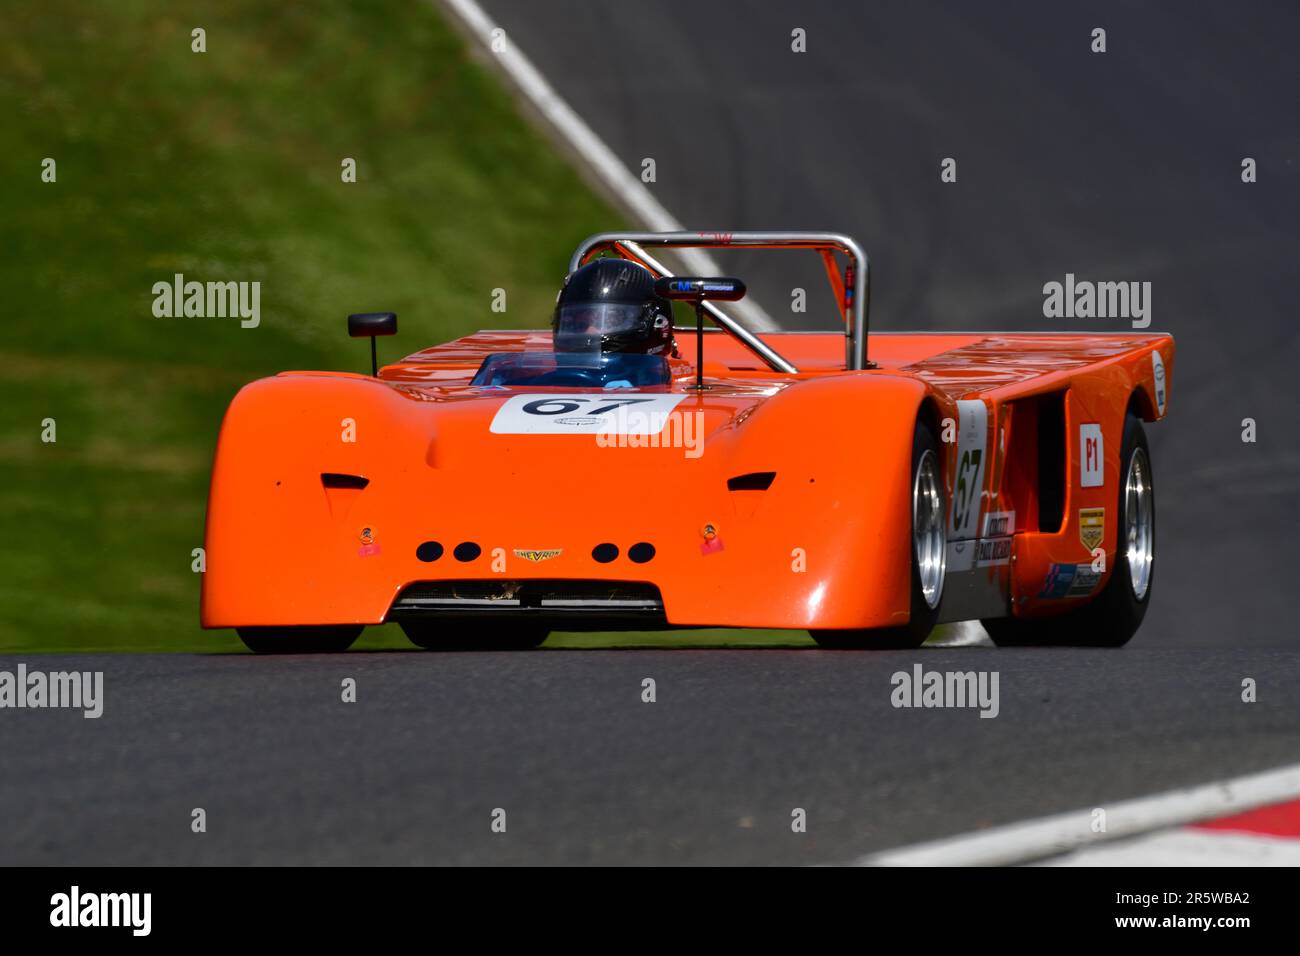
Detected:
[727,471,776,491]
[389,580,666,631]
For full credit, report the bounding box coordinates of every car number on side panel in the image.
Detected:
[949,399,988,539]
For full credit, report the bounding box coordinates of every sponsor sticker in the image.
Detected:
[1079,423,1104,487]
[1079,507,1105,552]
[970,505,1014,568]
[1038,562,1103,599]
[1152,350,1167,416]
[976,537,1012,567]
[981,510,1014,537]
[1068,565,1102,596]
[490,394,686,435]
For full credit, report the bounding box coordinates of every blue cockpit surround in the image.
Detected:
[471,352,672,389]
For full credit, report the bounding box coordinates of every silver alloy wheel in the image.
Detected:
[1124,446,1154,601]
[913,449,946,609]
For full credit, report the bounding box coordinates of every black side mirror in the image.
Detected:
[347,312,397,376]
[653,277,746,301]
[652,278,746,391]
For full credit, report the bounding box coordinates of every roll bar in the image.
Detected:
[568,231,873,373]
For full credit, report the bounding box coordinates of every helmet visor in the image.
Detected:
[555,303,645,340]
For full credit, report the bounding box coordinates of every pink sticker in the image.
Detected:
[700,537,725,556]
[358,544,382,557]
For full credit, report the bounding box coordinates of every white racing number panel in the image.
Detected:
[948,399,989,540]
[1079,423,1104,487]
[489,393,687,435]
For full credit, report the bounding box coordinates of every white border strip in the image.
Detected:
[436,0,777,330]
[1043,829,1300,866]
[859,762,1300,866]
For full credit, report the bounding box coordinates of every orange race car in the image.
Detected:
[201,232,1172,653]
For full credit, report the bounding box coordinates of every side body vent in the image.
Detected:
[321,473,370,489]
[727,471,776,492]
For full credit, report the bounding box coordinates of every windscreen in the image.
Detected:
[471,351,671,389]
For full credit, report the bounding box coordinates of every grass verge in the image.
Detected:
[0,1,627,651]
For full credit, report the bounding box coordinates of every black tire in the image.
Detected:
[983,410,1154,647]
[237,625,362,654]
[400,622,549,651]
[810,417,944,650]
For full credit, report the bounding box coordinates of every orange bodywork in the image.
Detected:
[201,328,1173,632]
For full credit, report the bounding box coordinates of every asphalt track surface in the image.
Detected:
[3,649,1298,865]
[4,2,1299,865]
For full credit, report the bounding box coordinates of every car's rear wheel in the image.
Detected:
[400,622,550,651]
[810,417,945,650]
[983,409,1154,647]
[237,625,362,654]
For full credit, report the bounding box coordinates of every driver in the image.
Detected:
[552,259,677,357]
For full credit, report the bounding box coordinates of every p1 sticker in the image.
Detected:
[1079,507,1105,552]
[1079,423,1104,487]
[490,394,686,435]
[949,400,989,539]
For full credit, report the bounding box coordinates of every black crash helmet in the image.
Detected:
[552,259,676,356]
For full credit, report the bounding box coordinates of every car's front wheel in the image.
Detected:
[810,417,946,650]
[236,625,362,654]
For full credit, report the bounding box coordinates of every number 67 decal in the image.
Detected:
[949,400,988,538]
[522,397,654,416]
[490,393,687,435]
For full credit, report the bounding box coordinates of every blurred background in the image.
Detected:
[0,1,627,650]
